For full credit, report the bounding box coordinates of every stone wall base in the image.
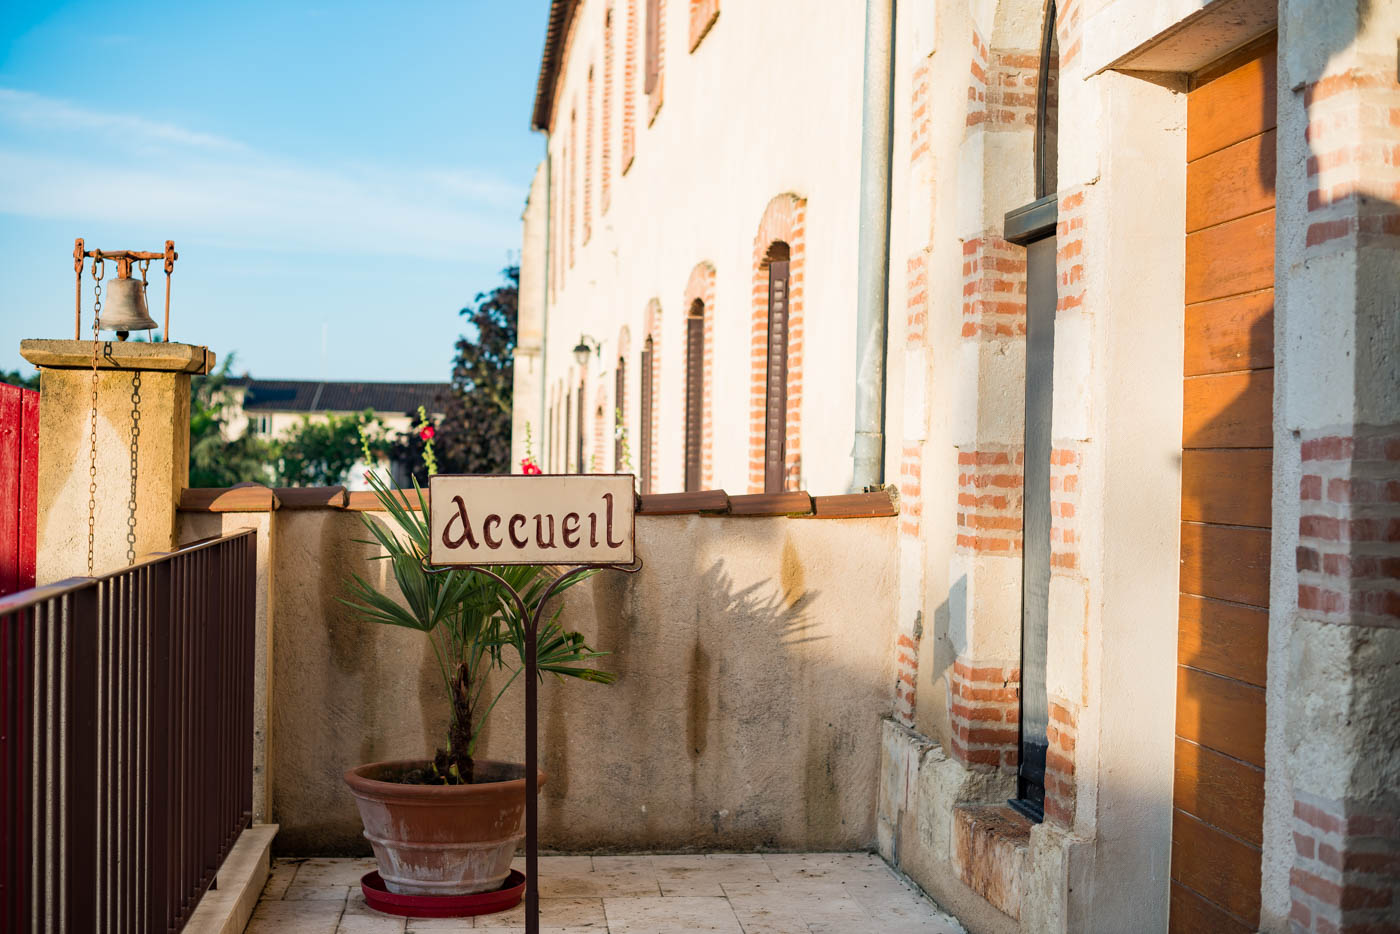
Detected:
[878,718,1091,934]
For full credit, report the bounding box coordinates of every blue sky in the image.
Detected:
[0,1,549,382]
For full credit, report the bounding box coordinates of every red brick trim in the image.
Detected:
[956,446,1024,555]
[1298,426,1400,627]
[1291,792,1400,932]
[584,65,594,245]
[1056,0,1082,70]
[1044,699,1077,826]
[961,235,1026,338]
[647,0,665,125]
[1056,186,1088,313]
[622,0,637,173]
[1301,57,1400,254]
[688,0,718,52]
[601,6,614,214]
[894,621,920,726]
[949,658,1020,772]
[1050,443,1083,573]
[747,193,807,493]
[683,261,716,490]
[899,445,923,539]
[568,105,577,268]
[907,251,929,343]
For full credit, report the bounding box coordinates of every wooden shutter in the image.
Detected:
[764,260,790,493]
[644,0,660,94]
[1170,36,1275,934]
[640,337,654,493]
[614,357,626,471]
[576,384,586,473]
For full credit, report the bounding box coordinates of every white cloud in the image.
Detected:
[0,89,525,261]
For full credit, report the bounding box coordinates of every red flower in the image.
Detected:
[521,458,542,475]
[420,425,436,441]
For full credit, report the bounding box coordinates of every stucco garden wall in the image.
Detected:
[197,506,898,856]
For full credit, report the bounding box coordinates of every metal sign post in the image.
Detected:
[424,474,640,934]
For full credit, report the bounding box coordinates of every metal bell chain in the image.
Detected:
[127,371,140,566]
[88,256,102,576]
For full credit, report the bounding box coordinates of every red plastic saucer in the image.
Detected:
[360,869,526,918]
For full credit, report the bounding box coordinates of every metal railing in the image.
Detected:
[0,530,257,933]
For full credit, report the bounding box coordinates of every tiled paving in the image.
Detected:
[252,852,965,933]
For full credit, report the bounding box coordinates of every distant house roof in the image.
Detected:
[228,378,450,415]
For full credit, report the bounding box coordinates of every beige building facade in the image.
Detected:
[516,0,1400,932]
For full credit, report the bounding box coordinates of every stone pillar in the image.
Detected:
[1270,2,1400,930]
[19,339,214,583]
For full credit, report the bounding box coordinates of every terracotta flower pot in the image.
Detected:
[344,758,546,896]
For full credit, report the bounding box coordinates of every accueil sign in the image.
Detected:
[428,474,636,567]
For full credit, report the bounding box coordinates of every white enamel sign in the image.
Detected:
[428,474,636,567]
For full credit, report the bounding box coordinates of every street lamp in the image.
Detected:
[572,335,601,367]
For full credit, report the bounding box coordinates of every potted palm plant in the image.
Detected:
[340,427,613,898]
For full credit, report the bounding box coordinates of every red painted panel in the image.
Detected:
[19,388,37,591]
[0,384,37,596]
[0,384,20,597]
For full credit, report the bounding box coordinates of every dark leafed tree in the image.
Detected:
[393,265,517,480]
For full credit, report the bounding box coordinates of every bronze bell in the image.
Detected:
[95,276,158,339]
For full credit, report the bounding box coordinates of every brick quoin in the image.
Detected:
[1290,791,1400,932]
[1056,186,1088,313]
[644,298,663,493]
[1297,426,1400,627]
[748,193,807,493]
[900,445,923,539]
[893,626,920,726]
[907,251,929,343]
[961,236,1027,338]
[622,0,637,173]
[911,61,931,162]
[956,446,1025,555]
[584,65,594,245]
[1050,443,1084,572]
[687,0,718,52]
[550,157,560,302]
[647,0,665,125]
[948,658,1020,772]
[1302,55,1400,252]
[601,6,614,214]
[683,261,717,489]
[966,29,988,127]
[1055,0,1083,70]
[568,106,577,268]
[1044,699,1077,827]
[966,30,1039,130]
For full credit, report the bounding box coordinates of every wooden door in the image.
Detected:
[1171,34,1276,933]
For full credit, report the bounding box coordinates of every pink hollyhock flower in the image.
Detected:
[420,425,436,441]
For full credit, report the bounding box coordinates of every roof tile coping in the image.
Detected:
[178,486,898,519]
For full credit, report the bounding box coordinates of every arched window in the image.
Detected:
[1003,0,1061,826]
[564,382,573,472]
[614,355,627,470]
[575,382,585,474]
[1034,1,1059,200]
[763,242,791,493]
[639,335,655,493]
[684,298,705,491]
